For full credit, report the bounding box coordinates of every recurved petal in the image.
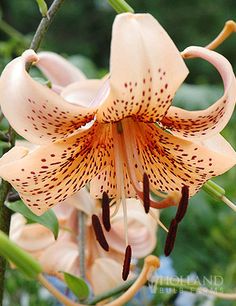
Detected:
[107,199,157,258]
[10,213,55,254]
[66,188,96,216]
[61,79,104,107]
[133,122,236,196]
[89,257,133,295]
[96,13,188,123]
[52,201,76,224]
[200,133,236,158]
[0,49,95,145]
[0,123,112,215]
[39,240,80,279]
[37,51,86,86]
[161,46,236,140]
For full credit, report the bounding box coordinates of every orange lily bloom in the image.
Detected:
[0,13,235,217]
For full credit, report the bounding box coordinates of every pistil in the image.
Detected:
[113,123,129,246]
[121,118,177,210]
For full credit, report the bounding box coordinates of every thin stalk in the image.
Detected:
[78,211,86,279]
[107,0,134,13]
[30,0,66,51]
[88,278,137,305]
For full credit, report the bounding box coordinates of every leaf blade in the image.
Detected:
[63,272,90,300]
[6,200,59,239]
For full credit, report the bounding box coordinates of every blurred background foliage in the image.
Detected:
[0,0,235,305]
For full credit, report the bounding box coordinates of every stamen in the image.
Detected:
[143,173,150,213]
[113,124,129,246]
[102,191,111,231]
[110,198,121,218]
[164,219,178,256]
[175,185,189,223]
[92,214,109,252]
[122,245,132,281]
[222,196,236,212]
[149,209,169,233]
[121,119,171,209]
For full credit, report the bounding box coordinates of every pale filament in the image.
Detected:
[149,209,169,233]
[222,196,236,212]
[112,124,129,246]
[123,118,167,199]
[120,119,176,210]
[110,197,122,218]
[112,121,169,233]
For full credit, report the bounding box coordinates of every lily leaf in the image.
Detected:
[6,200,59,239]
[63,272,90,300]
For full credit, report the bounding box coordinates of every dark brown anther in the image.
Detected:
[175,185,189,223]
[102,192,111,232]
[143,173,150,214]
[92,214,109,252]
[122,245,132,281]
[164,219,178,256]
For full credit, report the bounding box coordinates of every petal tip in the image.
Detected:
[22,49,39,64]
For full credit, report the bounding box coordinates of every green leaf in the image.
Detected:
[63,272,90,300]
[0,230,42,278]
[6,200,59,239]
[36,0,48,17]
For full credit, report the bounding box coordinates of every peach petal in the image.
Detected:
[37,51,86,86]
[162,46,236,140]
[0,49,96,144]
[107,199,157,257]
[0,123,112,215]
[96,13,188,123]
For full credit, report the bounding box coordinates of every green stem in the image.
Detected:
[88,278,137,305]
[0,231,42,279]
[30,0,66,51]
[203,180,225,200]
[107,0,134,13]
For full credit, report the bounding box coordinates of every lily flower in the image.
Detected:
[0,12,235,220]
[10,188,157,295]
